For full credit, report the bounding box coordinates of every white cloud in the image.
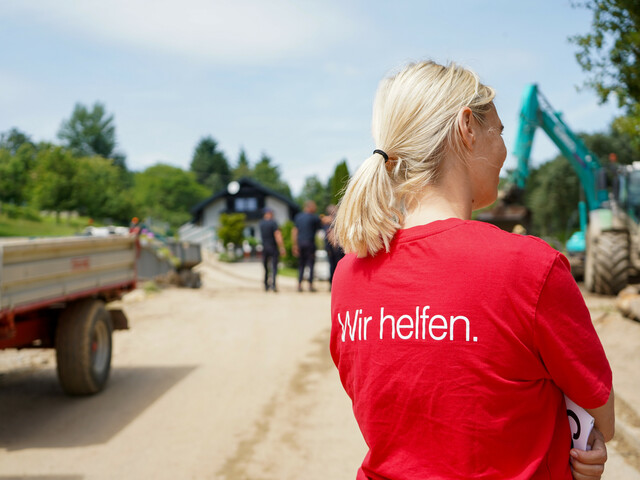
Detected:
[3,0,356,64]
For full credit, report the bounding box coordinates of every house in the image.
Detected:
[187,178,300,247]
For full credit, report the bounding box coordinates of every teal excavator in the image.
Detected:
[502,83,640,295]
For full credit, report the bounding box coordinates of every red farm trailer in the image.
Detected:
[0,235,138,395]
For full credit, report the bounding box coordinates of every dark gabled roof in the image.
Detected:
[190,177,300,216]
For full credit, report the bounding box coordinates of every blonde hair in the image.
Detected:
[334,60,496,257]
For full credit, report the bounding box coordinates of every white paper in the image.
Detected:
[565,395,595,451]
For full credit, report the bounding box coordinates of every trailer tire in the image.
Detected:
[592,231,629,296]
[189,271,202,289]
[55,299,113,395]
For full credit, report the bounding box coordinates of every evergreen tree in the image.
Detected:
[190,136,231,192]
[329,159,350,204]
[298,175,330,213]
[232,148,252,180]
[252,153,292,198]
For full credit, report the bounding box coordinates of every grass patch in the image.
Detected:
[279,267,298,278]
[0,212,94,237]
[142,281,161,294]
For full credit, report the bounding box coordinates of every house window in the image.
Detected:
[234,197,258,212]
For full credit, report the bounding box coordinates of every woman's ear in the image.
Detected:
[457,107,475,149]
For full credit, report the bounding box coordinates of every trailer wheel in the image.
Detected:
[55,299,113,395]
[591,231,629,295]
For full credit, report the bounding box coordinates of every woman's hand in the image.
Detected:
[570,428,607,480]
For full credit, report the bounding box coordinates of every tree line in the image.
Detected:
[0,105,635,243]
[0,103,350,233]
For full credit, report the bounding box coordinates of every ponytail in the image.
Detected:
[334,152,401,257]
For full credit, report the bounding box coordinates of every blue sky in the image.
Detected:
[0,0,622,195]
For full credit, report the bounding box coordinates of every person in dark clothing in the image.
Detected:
[323,204,345,289]
[259,208,285,292]
[292,200,322,292]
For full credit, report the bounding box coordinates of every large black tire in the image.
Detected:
[591,231,630,296]
[55,299,113,395]
[584,229,596,293]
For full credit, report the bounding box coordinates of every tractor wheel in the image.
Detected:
[592,231,629,296]
[584,229,596,293]
[55,299,113,395]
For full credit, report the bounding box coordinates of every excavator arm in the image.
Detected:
[511,84,607,212]
[508,84,636,295]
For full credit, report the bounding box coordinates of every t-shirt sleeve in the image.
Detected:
[534,253,612,409]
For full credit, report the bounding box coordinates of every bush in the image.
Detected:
[218,251,238,263]
[1,203,42,222]
[142,281,161,294]
[280,220,298,268]
[218,213,246,246]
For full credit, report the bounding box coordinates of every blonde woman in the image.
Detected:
[330,61,614,480]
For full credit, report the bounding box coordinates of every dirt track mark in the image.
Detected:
[215,328,333,480]
[289,328,334,395]
[215,395,278,480]
[612,395,640,472]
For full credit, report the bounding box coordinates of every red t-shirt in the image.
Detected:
[330,219,612,480]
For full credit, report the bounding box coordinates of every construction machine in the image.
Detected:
[504,83,640,295]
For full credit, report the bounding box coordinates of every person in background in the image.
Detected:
[331,60,613,480]
[292,200,322,292]
[322,204,344,290]
[258,208,285,292]
[129,217,140,234]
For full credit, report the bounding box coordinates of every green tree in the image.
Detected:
[190,136,231,192]
[525,155,581,240]
[581,128,636,166]
[58,102,127,168]
[74,156,133,222]
[571,1,640,152]
[31,146,79,219]
[611,111,640,153]
[218,213,246,246]
[329,159,350,205]
[232,148,252,180]
[572,0,640,110]
[0,143,36,205]
[0,128,33,155]
[132,164,209,228]
[298,175,330,213]
[252,153,292,198]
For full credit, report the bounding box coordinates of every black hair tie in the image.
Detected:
[373,149,389,162]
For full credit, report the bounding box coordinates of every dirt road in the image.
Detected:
[0,257,639,479]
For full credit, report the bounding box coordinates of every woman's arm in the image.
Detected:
[586,387,615,442]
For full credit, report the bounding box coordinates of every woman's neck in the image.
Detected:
[401,166,474,229]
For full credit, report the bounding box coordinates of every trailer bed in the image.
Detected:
[0,235,137,320]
